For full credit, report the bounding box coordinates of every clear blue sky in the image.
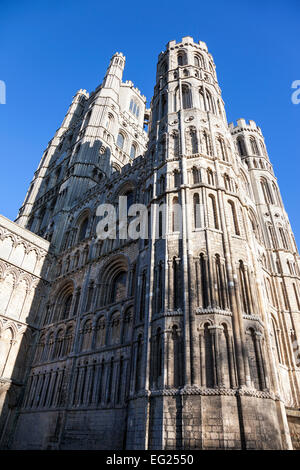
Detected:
[0,0,299,244]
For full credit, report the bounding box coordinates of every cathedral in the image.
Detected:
[0,36,300,450]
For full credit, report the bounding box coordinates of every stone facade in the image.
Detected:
[0,36,300,449]
[0,215,50,446]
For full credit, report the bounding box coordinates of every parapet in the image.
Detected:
[158,36,209,63]
[75,89,89,99]
[123,80,146,102]
[229,118,262,134]
[112,52,125,59]
[164,36,208,52]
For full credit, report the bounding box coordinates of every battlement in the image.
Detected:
[229,118,262,134]
[158,36,209,62]
[123,80,146,102]
[112,52,125,59]
[75,89,89,99]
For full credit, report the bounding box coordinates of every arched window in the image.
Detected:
[82,246,89,265]
[246,328,264,390]
[53,329,64,359]
[267,224,278,249]
[95,316,106,348]
[192,167,200,184]
[260,140,267,157]
[84,110,92,127]
[193,193,201,228]
[47,333,55,361]
[61,293,73,319]
[63,325,74,357]
[239,260,250,314]
[203,131,212,155]
[151,328,163,387]
[216,137,227,161]
[111,271,127,303]
[129,98,140,118]
[275,256,281,273]
[74,251,80,268]
[207,168,214,185]
[287,260,293,275]
[158,206,163,238]
[112,163,121,174]
[81,319,93,351]
[249,137,259,155]
[160,61,167,75]
[159,135,166,161]
[123,189,134,211]
[174,170,181,187]
[203,323,214,387]
[117,132,125,149]
[199,88,205,111]
[78,216,89,242]
[110,312,121,345]
[140,271,147,321]
[186,127,198,154]
[208,194,219,229]
[106,113,114,131]
[236,136,246,156]
[54,284,74,322]
[261,178,274,204]
[122,308,132,343]
[171,325,183,387]
[170,131,179,158]
[173,257,181,309]
[278,227,289,250]
[200,253,209,308]
[157,263,163,312]
[215,254,226,309]
[85,281,94,311]
[172,197,181,232]
[182,85,192,109]
[130,143,137,159]
[35,333,45,363]
[206,90,214,113]
[194,54,204,68]
[177,52,186,66]
[228,200,240,235]
[135,335,143,391]
[272,182,281,206]
[38,207,46,231]
[159,175,165,194]
[161,94,167,117]
[224,174,231,191]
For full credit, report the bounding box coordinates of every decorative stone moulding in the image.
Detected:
[133,385,277,400]
[195,307,232,316]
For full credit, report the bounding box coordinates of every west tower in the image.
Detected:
[1,37,300,450]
